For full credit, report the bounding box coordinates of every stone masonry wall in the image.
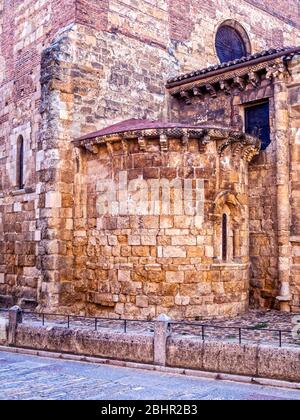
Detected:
[243,0,299,28]
[0,0,76,308]
[67,1,300,143]
[68,133,254,319]
[169,52,300,312]
[36,6,299,313]
[35,24,177,311]
[170,73,279,309]
[167,0,300,74]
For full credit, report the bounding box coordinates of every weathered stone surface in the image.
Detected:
[15,325,154,364]
[73,129,253,319]
[0,0,299,318]
[167,336,300,382]
[0,319,8,344]
[257,345,300,381]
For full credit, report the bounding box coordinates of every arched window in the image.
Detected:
[16,135,24,189]
[222,213,228,261]
[215,21,251,63]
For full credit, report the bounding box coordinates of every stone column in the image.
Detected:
[274,77,292,312]
[8,306,23,346]
[154,314,171,366]
[287,56,300,312]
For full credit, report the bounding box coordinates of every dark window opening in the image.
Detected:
[216,25,247,63]
[233,230,237,259]
[222,214,228,261]
[245,101,271,150]
[17,135,24,189]
[76,156,80,173]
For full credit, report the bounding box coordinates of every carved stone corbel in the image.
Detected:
[106,142,114,156]
[248,71,260,87]
[219,80,231,95]
[233,76,246,91]
[160,134,168,152]
[206,84,217,97]
[180,90,192,104]
[266,62,287,81]
[138,136,146,151]
[182,131,189,147]
[199,129,210,146]
[121,139,129,154]
[85,144,98,154]
[192,87,202,97]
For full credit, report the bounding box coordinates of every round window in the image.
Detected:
[216,24,248,63]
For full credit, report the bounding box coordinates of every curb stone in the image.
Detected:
[1,345,300,391]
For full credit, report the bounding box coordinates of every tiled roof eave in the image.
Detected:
[166,46,300,90]
[73,126,210,147]
[73,126,260,151]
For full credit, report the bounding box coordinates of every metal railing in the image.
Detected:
[1,308,299,348]
[20,310,154,334]
[169,321,295,348]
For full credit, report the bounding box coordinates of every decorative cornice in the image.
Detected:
[218,134,261,162]
[168,58,290,101]
[74,127,209,148]
[74,126,260,159]
[167,47,300,87]
[266,62,287,80]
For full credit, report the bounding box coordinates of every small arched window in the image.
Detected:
[215,21,250,63]
[222,213,228,261]
[16,135,24,190]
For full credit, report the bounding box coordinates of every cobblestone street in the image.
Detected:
[0,351,300,400]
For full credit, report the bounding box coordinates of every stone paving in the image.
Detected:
[172,309,300,347]
[0,350,300,400]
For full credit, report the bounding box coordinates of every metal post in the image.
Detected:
[239,328,242,345]
[95,318,98,332]
[202,325,205,342]
[279,330,282,348]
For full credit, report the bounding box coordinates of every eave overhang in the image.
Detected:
[166,46,300,101]
[73,120,260,161]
